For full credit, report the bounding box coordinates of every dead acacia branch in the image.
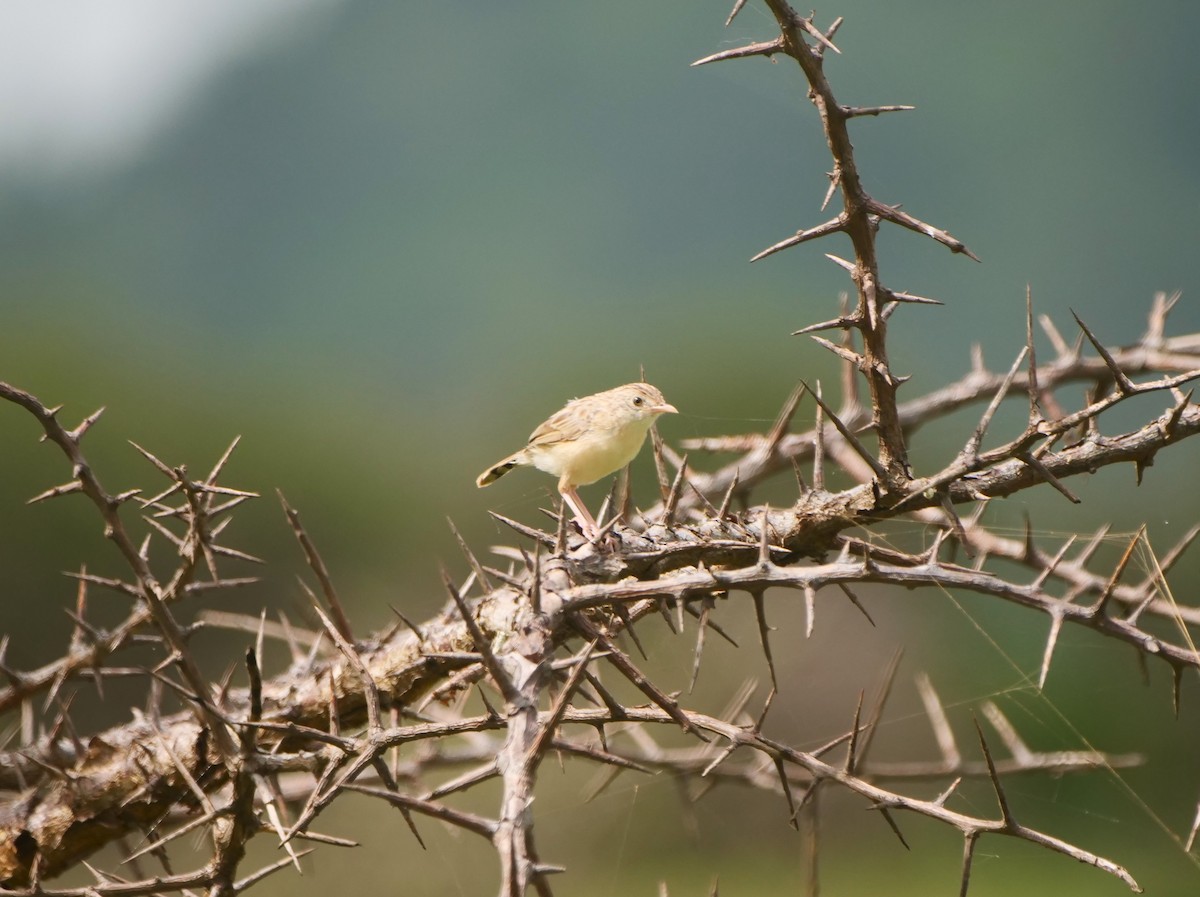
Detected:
[4,2,1200,895]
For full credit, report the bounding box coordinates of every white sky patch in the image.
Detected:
[0,0,336,182]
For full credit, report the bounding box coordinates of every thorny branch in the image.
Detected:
[3,4,1200,897]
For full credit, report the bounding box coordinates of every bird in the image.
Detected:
[477,382,678,539]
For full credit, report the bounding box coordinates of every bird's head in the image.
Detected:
[611,382,678,425]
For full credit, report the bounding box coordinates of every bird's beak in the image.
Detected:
[651,403,678,415]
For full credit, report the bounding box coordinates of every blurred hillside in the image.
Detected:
[2,1,1200,894]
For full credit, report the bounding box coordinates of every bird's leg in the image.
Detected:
[558,482,599,541]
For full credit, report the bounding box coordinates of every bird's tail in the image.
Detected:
[476,454,522,488]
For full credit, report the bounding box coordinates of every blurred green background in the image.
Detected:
[2,0,1199,893]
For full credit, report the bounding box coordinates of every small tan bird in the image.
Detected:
[477,382,678,539]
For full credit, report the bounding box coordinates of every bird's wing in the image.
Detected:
[527,400,592,447]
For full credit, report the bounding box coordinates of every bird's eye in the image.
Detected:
[632,396,644,407]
